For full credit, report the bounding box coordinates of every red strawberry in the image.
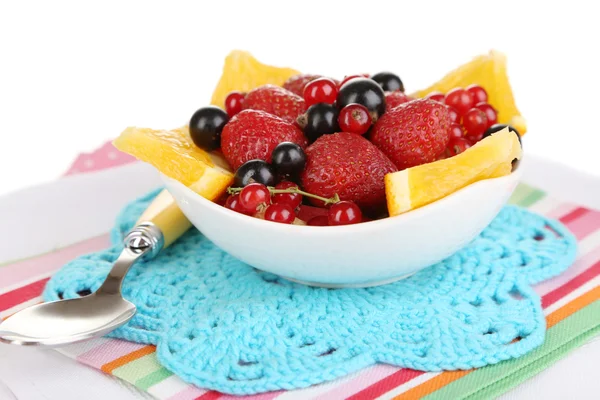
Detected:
[370,99,451,170]
[301,132,396,209]
[283,74,323,96]
[385,91,412,112]
[242,85,306,123]
[222,110,308,170]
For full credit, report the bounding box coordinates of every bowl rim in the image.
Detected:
[162,168,522,235]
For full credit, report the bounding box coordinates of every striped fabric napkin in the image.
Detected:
[1,144,599,399]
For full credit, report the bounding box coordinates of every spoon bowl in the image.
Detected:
[0,295,136,346]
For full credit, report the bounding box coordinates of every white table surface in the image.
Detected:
[0,156,599,399]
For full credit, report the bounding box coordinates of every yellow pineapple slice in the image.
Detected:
[210,50,300,108]
[411,50,527,135]
[113,127,233,200]
[385,128,522,216]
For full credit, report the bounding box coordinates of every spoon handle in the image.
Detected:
[135,189,192,248]
[97,222,164,295]
[97,189,192,294]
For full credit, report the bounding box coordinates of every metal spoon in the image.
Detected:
[0,190,191,347]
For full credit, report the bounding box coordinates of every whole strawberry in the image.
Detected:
[370,99,451,170]
[283,74,323,96]
[301,132,396,209]
[222,110,308,170]
[385,91,412,112]
[242,85,307,123]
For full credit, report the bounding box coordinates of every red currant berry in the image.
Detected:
[338,103,371,135]
[445,88,474,116]
[462,108,488,138]
[426,92,445,103]
[447,137,471,156]
[273,181,302,209]
[224,91,246,117]
[304,78,338,106]
[449,123,464,139]
[307,215,329,226]
[328,201,362,226]
[239,183,271,212]
[474,102,498,128]
[225,194,252,215]
[466,84,488,104]
[339,74,364,88]
[264,203,295,224]
[447,106,460,124]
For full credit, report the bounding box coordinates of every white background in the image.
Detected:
[1,0,600,196]
[1,2,600,399]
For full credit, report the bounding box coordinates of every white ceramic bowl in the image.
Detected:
[162,169,522,288]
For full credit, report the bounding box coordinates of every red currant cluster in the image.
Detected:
[301,76,377,136]
[427,85,498,156]
[224,182,362,226]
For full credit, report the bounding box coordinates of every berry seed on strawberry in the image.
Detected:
[242,84,307,123]
[301,132,396,209]
[221,109,307,170]
[283,74,323,96]
[370,99,452,170]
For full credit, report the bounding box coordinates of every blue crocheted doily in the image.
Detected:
[44,189,577,395]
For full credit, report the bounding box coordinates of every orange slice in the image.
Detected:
[385,128,522,216]
[411,50,527,135]
[210,50,300,108]
[113,127,233,200]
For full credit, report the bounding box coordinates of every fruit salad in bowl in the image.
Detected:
[114,50,524,287]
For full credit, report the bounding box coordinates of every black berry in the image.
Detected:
[337,78,386,117]
[483,124,522,146]
[271,142,306,178]
[189,106,229,151]
[370,72,404,92]
[299,103,339,142]
[233,159,275,188]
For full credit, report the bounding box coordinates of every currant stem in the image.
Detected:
[227,186,340,205]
